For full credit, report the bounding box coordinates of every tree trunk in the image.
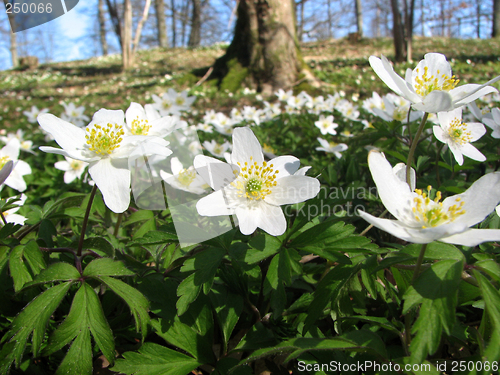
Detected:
[211,0,303,95]
[155,0,169,47]
[132,0,152,53]
[355,0,363,37]
[122,0,133,69]
[188,0,201,47]
[493,0,500,37]
[171,0,177,47]
[391,0,406,62]
[98,0,109,55]
[5,9,18,68]
[180,0,190,45]
[105,0,123,48]
[405,0,415,61]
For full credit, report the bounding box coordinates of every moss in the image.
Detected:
[219,58,249,92]
[175,72,199,87]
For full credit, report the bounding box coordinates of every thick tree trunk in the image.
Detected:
[405,0,415,62]
[98,0,109,56]
[391,0,406,62]
[493,0,500,37]
[211,0,302,95]
[155,0,169,47]
[188,0,201,47]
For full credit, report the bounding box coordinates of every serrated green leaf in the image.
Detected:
[0,222,21,239]
[83,258,134,277]
[0,281,72,367]
[403,259,463,362]
[9,241,46,292]
[23,262,80,289]
[55,328,92,375]
[474,259,500,283]
[122,210,155,227]
[128,230,178,246]
[44,282,115,366]
[98,275,149,337]
[111,342,202,375]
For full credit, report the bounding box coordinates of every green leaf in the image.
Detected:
[9,241,46,292]
[210,284,244,352]
[81,236,115,257]
[44,282,115,368]
[291,220,353,248]
[128,230,178,246]
[97,276,150,337]
[304,264,360,333]
[55,328,92,375]
[177,247,225,315]
[122,210,155,227]
[0,282,72,369]
[474,270,500,363]
[24,262,80,289]
[83,258,135,277]
[111,342,202,375]
[403,259,463,363]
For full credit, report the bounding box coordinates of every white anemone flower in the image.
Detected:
[203,140,232,158]
[369,53,500,113]
[38,109,172,213]
[55,156,89,184]
[315,115,338,135]
[0,139,31,192]
[125,102,179,137]
[61,102,89,127]
[194,127,320,236]
[1,194,27,225]
[0,129,35,154]
[482,107,500,138]
[359,151,500,246]
[160,157,208,195]
[433,108,486,165]
[23,105,48,124]
[316,138,348,159]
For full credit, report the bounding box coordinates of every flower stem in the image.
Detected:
[113,213,123,237]
[405,112,429,187]
[77,185,98,257]
[411,243,428,284]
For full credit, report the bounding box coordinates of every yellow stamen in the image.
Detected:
[85,122,124,155]
[414,66,459,97]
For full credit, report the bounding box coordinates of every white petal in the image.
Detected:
[194,155,237,190]
[441,229,500,247]
[1,139,20,160]
[452,84,498,107]
[258,203,287,236]
[230,127,264,165]
[412,91,453,113]
[367,151,414,221]
[448,142,464,165]
[466,122,486,142]
[90,108,124,126]
[235,205,259,235]
[37,114,87,151]
[433,125,447,144]
[268,155,300,178]
[88,158,131,213]
[5,172,27,192]
[369,56,409,98]
[393,163,415,191]
[196,190,236,216]
[39,146,96,162]
[0,160,13,185]
[460,143,485,162]
[443,172,500,227]
[266,175,320,206]
[125,102,146,128]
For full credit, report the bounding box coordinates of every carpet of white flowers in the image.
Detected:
[1,50,500,374]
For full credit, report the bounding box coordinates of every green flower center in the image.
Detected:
[177,168,196,187]
[85,123,124,155]
[131,117,151,135]
[414,66,459,96]
[413,186,465,228]
[0,156,10,169]
[232,157,279,201]
[448,118,472,145]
